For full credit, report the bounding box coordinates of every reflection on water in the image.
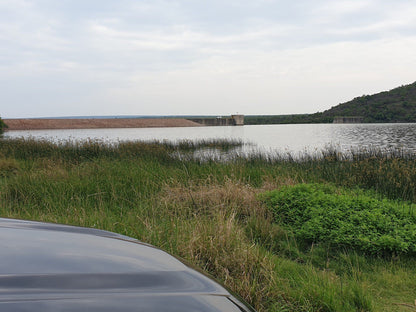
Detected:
[4,123,416,155]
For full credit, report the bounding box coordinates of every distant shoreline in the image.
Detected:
[4,118,203,131]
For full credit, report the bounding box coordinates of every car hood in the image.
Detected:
[0,218,254,311]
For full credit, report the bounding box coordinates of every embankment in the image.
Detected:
[4,118,202,130]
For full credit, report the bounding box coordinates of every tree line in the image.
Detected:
[245,81,416,124]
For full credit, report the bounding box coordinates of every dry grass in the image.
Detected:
[161,178,261,217]
[161,176,300,218]
[178,211,277,309]
[159,179,280,310]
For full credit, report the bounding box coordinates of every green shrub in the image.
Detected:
[0,117,7,134]
[260,183,416,256]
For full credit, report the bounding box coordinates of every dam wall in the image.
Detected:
[333,116,364,124]
[4,118,202,130]
[4,115,245,130]
[188,115,244,126]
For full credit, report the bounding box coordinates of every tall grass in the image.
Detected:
[1,138,416,311]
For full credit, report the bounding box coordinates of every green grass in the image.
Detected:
[1,138,416,311]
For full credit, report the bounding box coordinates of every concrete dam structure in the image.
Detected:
[188,115,244,126]
[333,116,364,124]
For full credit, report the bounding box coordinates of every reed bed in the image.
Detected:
[1,137,416,311]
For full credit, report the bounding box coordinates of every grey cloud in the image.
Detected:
[1,0,416,117]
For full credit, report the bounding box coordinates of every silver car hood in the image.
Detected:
[0,218,254,311]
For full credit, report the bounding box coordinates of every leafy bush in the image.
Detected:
[260,183,416,256]
[0,117,7,134]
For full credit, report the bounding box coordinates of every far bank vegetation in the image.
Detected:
[246,81,416,124]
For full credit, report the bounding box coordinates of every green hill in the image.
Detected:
[320,81,416,122]
[246,81,416,124]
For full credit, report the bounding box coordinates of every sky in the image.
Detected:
[1,0,416,118]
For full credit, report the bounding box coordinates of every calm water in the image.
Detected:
[4,123,416,156]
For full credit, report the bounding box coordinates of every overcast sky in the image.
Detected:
[1,0,416,118]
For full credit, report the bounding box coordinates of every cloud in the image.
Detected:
[313,0,373,16]
[1,0,416,117]
[310,0,416,41]
[67,35,416,116]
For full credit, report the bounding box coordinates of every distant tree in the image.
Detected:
[0,116,8,135]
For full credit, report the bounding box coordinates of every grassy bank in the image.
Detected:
[1,138,416,311]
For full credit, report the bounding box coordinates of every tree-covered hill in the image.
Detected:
[320,81,416,123]
[246,81,416,124]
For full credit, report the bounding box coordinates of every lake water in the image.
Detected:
[4,123,416,156]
